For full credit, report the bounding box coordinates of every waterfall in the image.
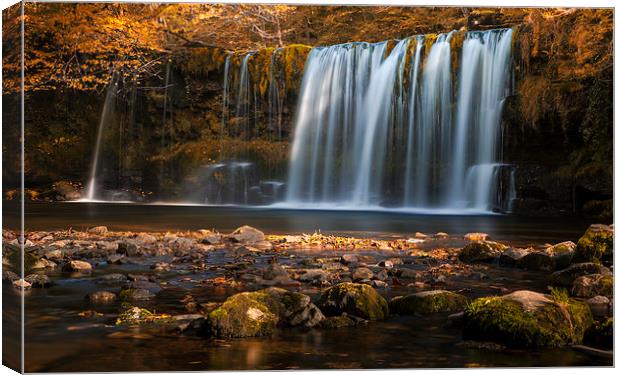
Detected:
[448,30,514,209]
[268,49,283,140]
[286,28,513,212]
[236,53,252,140]
[220,54,231,149]
[85,74,118,201]
[286,41,389,203]
[403,36,424,205]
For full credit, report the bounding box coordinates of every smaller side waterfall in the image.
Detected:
[235,53,252,140]
[85,74,118,201]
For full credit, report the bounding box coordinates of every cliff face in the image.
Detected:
[3,6,613,218]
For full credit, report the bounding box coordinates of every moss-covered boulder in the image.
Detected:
[318,282,388,320]
[571,274,613,298]
[550,262,611,286]
[463,290,593,347]
[206,287,324,338]
[389,290,467,315]
[458,241,506,263]
[320,314,356,329]
[573,224,613,263]
[516,252,555,271]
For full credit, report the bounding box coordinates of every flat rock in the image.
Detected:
[229,226,265,244]
[88,226,108,235]
[63,260,92,272]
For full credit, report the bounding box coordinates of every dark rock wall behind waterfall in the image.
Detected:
[3,9,612,219]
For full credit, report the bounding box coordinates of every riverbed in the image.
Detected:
[2,201,611,371]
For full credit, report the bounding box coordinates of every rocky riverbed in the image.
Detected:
[2,223,614,370]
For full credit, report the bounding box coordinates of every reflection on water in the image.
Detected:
[7,201,592,245]
[13,250,610,372]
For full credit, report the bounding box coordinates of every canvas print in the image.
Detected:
[1,2,614,372]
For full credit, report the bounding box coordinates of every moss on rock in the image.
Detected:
[550,262,611,286]
[318,282,388,320]
[573,224,613,263]
[389,290,467,315]
[116,306,173,326]
[206,287,323,338]
[571,274,613,298]
[459,241,507,263]
[516,251,555,271]
[463,290,593,348]
[206,292,279,338]
[320,314,356,329]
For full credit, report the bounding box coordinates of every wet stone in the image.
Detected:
[299,269,329,283]
[24,274,53,288]
[352,267,374,281]
[263,264,288,280]
[87,291,117,303]
[586,296,611,319]
[63,260,92,272]
[117,242,141,257]
[88,226,108,235]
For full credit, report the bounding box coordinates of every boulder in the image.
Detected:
[63,260,92,272]
[389,290,467,315]
[516,252,555,271]
[573,224,613,263]
[458,241,506,263]
[586,296,611,319]
[550,263,611,286]
[117,242,141,257]
[320,314,356,329]
[263,264,288,280]
[571,274,613,298]
[499,247,530,266]
[205,288,324,338]
[317,282,388,320]
[299,269,329,283]
[229,226,265,244]
[463,290,593,347]
[352,267,374,281]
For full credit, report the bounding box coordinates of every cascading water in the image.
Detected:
[286,28,513,212]
[84,74,118,201]
[236,53,252,140]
